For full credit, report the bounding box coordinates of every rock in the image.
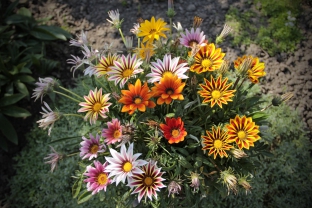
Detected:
[186,4,196,12]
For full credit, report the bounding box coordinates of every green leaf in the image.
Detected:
[179,155,192,168]
[3,0,19,17]
[14,74,35,83]
[0,136,8,152]
[14,81,29,95]
[17,7,32,17]
[165,113,175,118]
[19,67,32,74]
[175,147,189,156]
[0,114,18,145]
[30,27,59,40]
[0,93,26,107]
[38,25,72,40]
[77,190,93,204]
[2,106,31,118]
[72,175,83,198]
[5,14,35,25]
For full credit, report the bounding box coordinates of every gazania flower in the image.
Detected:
[151,74,185,105]
[105,143,148,185]
[135,42,155,62]
[80,133,106,160]
[159,117,187,144]
[130,23,140,35]
[138,16,170,43]
[107,54,143,88]
[128,161,166,202]
[32,77,58,102]
[107,9,122,29]
[37,102,61,136]
[219,167,238,195]
[94,53,120,77]
[202,126,234,159]
[118,79,156,115]
[102,118,123,145]
[84,161,111,195]
[44,146,63,172]
[198,75,236,108]
[190,43,225,73]
[179,28,206,48]
[234,55,266,83]
[69,30,88,47]
[168,180,182,197]
[226,115,261,149]
[187,172,202,192]
[146,54,189,83]
[78,88,112,125]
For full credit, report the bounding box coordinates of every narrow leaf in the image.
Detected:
[0,114,18,145]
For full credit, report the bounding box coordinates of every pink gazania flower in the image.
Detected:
[102,118,123,145]
[128,161,166,203]
[80,133,106,160]
[37,102,61,136]
[105,143,148,185]
[107,54,143,88]
[44,146,63,172]
[146,54,189,83]
[32,77,58,102]
[78,88,112,125]
[179,28,206,48]
[84,161,111,195]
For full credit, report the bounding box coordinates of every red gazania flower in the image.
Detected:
[118,79,156,115]
[159,117,187,144]
[151,74,185,105]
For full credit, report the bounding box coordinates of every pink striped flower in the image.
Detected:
[179,28,206,48]
[80,133,106,160]
[102,118,123,145]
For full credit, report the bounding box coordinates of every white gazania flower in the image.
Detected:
[105,143,148,185]
[146,54,189,83]
[69,30,88,47]
[173,22,183,33]
[107,9,122,29]
[37,102,61,136]
[32,77,58,102]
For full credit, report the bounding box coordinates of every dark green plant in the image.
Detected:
[0,0,71,151]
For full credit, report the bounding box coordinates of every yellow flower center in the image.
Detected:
[97,173,108,185]
[201,58,212,68]
[113,130,121,139]
[134,97,142,104]
[171,129,180,138]
[123,162,132,172]
[90,144,99,154]
[211,90,221,99]
[93,102,102,112]
[144,176,154,187]
[237,131,247,140]
[214,140,223,149]
[162,71,173,78]
[122,69,133,78]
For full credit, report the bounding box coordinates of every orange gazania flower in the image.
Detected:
[198,75,236,108]
[151,74,185,105]
[202,126,233,159]
[190,43,225,74]
[160,117,187,144]
[118,79,156,115]
[234,55,266,84]
[226,115,261,149]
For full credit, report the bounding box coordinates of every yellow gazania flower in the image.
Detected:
[135,42,155,62]
[138,16,170,43]
[234,55,266,83]
[198,75,236,108]
[78,88,112,125]
[190,43,225,74]
[95,53,120,77]
[226,115,261,149]
[202,126,234,159]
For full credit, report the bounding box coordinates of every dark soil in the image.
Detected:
[1,0,312,204]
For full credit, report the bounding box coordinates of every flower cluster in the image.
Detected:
[36,3,274,206]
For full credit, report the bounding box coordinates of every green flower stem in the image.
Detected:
[169,17,173,39]
[53,90,82,103]
[208,157,222,172]
[159,144,172,156]
[58,86,83,100]
[66,152,79,157]
[63,113,84,118]
[233,76,241,89]
[118,28,126,46]
[237,77,247,91]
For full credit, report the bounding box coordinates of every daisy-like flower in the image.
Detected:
[198,75,236,108]
[179,28,206,48]
[173,22,183,33]
[216,24,234,44]
[219,167,238,195]
[107,9,122,29]
[202,126,234,159]
[105,143,148,185]
[67,55,87,76]
[128,161,166,202]
[159,117,187,144]
[234,55,266,83]
[102,118,123,145]
[107,54,143,88]
[32,77,58,102]
[187,172,202,192]
[238,174,252,195]
[151,74,185,105]
[118,79,156,115]
[37,102,61,136]
[78,88,112,125]
[138,16,170,43]
[168,180,182,197]
[226,115,261,149]
[124,36,134,51]
[69,30,88,47]
[84,161,111,195]
[190,43,225,73]
[94,53,120,77]
[80,133,106,160]
[44,146,63,172]
[135,42,155,63]
[130,23,140,35]
[230,148,248,159]
[146,54,189,83]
